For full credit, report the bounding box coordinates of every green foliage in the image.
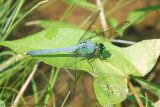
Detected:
[0,0,160,106]
[64,0,97,11]
[108,5,160,37]
[0,0,25,40]
[0,0,52,106]
[0,100,6,107]
[30,20,77,29]
[0,27,159,106]
[127,95,154,107]
[127,5,160,25]
[133,76,160,98]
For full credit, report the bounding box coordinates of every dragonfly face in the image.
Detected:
[96,43,105,51]
[94,43,105,57]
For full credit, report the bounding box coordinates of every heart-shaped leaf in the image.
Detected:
[0,27,159,106]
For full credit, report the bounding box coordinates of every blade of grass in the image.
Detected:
[2,0,48,40]
[43,67,59,107]
[107,0,134,16]
[31,79,38,106]
[0,0,12,23]
[0,51,15,57]
[133,76,160,98]
[10,60,37,88]
[60,3,77,22]
[0,86,27,107]
[2,0,25,40]
[61,91,71,107]
[0,77,9,99]
[12,62,39,107]
[0,58,31,85]
[0,55,24,72]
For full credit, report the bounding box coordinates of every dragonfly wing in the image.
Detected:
[83,21,130,41]
[78,10,100,43]
[89,59,128,106]
[89,59,111,92]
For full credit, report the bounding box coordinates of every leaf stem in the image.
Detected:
[128,81,144,107]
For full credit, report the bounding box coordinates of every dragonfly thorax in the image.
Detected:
[76,40,104,57]
[76,40,96,55]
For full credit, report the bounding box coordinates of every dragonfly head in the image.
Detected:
[99,43,105,49]
[96,43,105,51]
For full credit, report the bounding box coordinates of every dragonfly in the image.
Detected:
[26,10,130,102]
[26,11,104,59]
[26,40,104,58]
[26,14,129,58]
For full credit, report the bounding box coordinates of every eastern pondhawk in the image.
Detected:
[26,11,129,101]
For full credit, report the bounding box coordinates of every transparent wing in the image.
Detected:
[69,55,77,100]
[99,21,130,38]
[82,21,130,41]
[89,59,112,91]
[78,10,100,43]
[90,59,128,106]
[62,53,80,101]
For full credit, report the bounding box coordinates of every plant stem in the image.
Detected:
[61,91,71,107]
[128,81,144,107]
[60,4,76,22]
[96,0,108,38]
[107,0,134,16]
[12,62,39,107]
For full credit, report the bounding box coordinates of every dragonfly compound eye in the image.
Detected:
[99,43,104,49]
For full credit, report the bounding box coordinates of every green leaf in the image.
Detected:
[0,27,159,106]
[0,0,12,22]
[127,95,154,107]
[0,100,6,107]
[127,5,160,24]
[154,100,160,107]
[31,20,77,29]
[121,40,160,76]
[132,76,160,98]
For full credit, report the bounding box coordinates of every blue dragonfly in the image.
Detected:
[26,11,105,101]
[26,40,104,58]
[26,20,129,58]
[26,11,130,101]
[26,11,104,59]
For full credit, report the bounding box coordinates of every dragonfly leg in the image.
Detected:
[87,59,94,73]
[87,57,96,63]
[97,54,103,60]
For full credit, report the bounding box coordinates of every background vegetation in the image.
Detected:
[0,0,160,107]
